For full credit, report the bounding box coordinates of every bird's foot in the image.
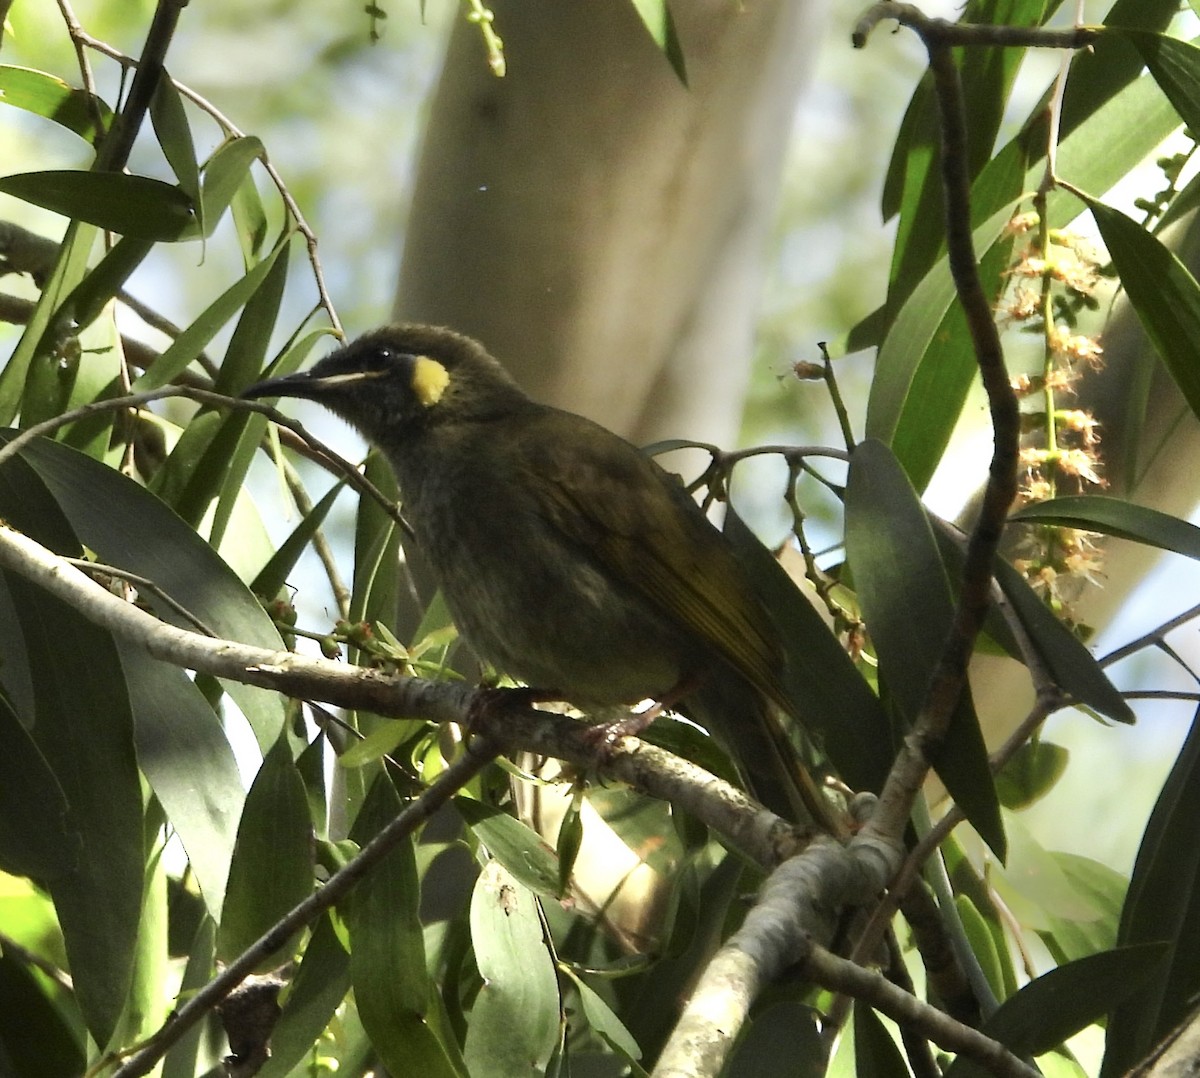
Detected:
[581,704,663,747]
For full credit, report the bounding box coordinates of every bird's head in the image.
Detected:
[241,324,530,444]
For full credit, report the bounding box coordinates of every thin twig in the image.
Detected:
[54,0,105,138]
[853,4,1022,848]
[1099,600,1200,668]
[805,944,1040,1078]
[0,929,74,991]
[852,3,1098,50]
[64,558,218,637]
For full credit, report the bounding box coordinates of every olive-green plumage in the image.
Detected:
[244,324,818,822]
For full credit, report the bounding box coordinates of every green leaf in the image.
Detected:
[337,718,424,769]
[252,478,346,600]
[725,1001,823,1077]
[150,73,201,210]
[555,795,583,897]
[0,65,111,143]
[120,643,243,919]
[0,171,195,239]
[463,860,560,1077]
[882,0,1043,304]
[996,740,1069,810]
[1119,30,1200,137]
[201,136,265,238]
[1085,197,1200,428]
[955,893,1006,1003]
[455,796,561,897]
[864,198,1019,469]
[845,440,1004,856]
[59,235,155,332]
[161,917,215,1078]
[562,968,642,1064]
[0,454,144,1045]
[1103,706,1200,1076]
[0,222,97,426]
[0,952,86,1077]
[349,771,465,1078]
[131,241,287,392]
[216,736,314,966]
[991,556,1134,724]
[256,913,350,1078]
[193,245,290,547]
[10,431,286,750]
[627,0,686,85]
[852,1001,910,1078]
[948,944,1167,1078]
[1013,494,1200,560]
[231,167,270,261]
[0,691,77,879]
[1038,854,1125,966]
[722,509,893,793]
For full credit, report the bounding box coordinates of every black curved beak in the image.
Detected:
[241,370,321,402]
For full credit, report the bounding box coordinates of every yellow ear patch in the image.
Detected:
[411,355,450,407]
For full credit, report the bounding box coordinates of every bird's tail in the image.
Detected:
[687,675,836,832]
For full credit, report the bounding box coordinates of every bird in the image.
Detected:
[243,324,827,826]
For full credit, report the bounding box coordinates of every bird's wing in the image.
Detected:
[523,411,789,706]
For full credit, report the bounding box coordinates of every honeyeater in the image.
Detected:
[243,324,825,825]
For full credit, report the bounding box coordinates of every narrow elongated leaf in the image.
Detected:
[0,953,86,1077]
[1103,707,1200,1076]
[992,556,1133,724]
[722,509,892,793]
[0,690,77,879]
[216,737,313,965]
[463,860,559,1077]
[0,454,144,1045]
[563,969,642,1064]
[1039,853,1125,965]
[883,0,1044,304]
[947,944,1166,1078]
[1013,495,1200,560]
[725,1001,822,1077]
[1120,30,1200,137]
[853,1001,910,1078]
[0,222,96,425]
[167,260,288,547]
[256,913,350,1078]
[1086,197,1200,427]
[231,168,270,261]
[865,199,1019,457]
[349,772,464,1077]
[161,917,215,1078]
[252,478,346,600]
[0,65,111,143]
[455,797,560,897]
[119,642,243,919]
[627,0,686,84]
[60,235,155,331]
[0,171,195,239]
[201,136,265,238]
[150,73,201,209]
[131,241,286,391]
[845,440,1003,856]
